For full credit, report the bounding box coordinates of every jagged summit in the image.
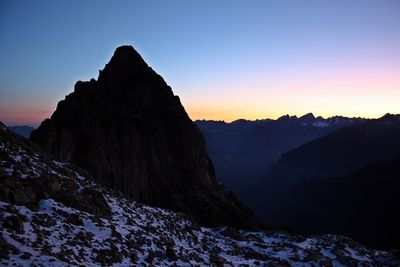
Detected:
[98,45,149,83]
[299,112,315,120]
[276,114,294,121]
[106,45,148,69]
[379,113,400,123]
[30,46,259,229]
[113,45,144,62]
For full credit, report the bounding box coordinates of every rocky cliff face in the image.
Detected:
[30,45,259,229]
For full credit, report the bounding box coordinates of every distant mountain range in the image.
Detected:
[196,113,366,194]
[265,113,400,187]
[198,113,400,249]
[8,125,35,138]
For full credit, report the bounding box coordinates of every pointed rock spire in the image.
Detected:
[30,45,260,229]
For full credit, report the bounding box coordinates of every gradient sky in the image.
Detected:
[0,0,399,126]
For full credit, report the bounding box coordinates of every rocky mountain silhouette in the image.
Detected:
[30,45,259,229]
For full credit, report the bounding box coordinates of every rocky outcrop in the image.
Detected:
[0,121,111,218]
[30,45,259,229]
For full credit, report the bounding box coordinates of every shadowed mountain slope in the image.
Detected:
[270,157,400,250]
[248,114,400,249]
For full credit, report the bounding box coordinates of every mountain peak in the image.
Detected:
[381,113,400,121]
[277,114,297,121]
[97,45,149,83]
[30,45,260,229]
[112,45,145,65]
[300,113,315,120]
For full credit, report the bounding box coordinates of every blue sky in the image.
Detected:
[0,0,399,125]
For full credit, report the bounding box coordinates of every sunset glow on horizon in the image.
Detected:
[181,65,400,122]
[1,0,399,126]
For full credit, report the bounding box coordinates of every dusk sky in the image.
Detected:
[0,0,399,126]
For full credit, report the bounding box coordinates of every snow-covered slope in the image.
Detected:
[0,123,398,266]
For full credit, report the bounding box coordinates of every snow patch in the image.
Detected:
[313,121,329,128]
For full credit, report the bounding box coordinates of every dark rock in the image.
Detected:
[77,188,111,218]
[20,252,32,260]
[30,45,259,229]
[3,215,24,233]
[209,252,225,266]
[243,248,269,261]
[66,214,83,226]
[10,187,37,207]
[220,227,245,241]
[0,183,10,201]
[48,179,61,194]
[52,185,111,218]
[94,247,123,265]
[129,252,138,263]
[0,237,19,260]
[166,245,178,261]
